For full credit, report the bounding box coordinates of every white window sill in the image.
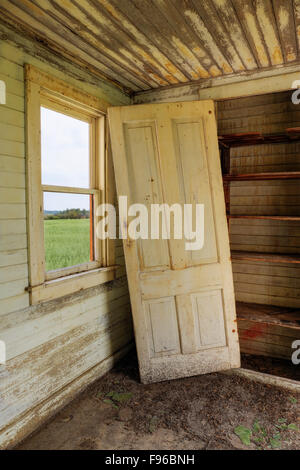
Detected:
[29,266,118,305]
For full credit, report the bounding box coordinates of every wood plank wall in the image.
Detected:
[218,91,300,308]
[0,28,132,449]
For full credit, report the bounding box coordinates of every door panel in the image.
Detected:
[191,290,227,349]
[108,100,240,384]
[124,122,169,270]
[173,119,217,265]
[145,296,181,358]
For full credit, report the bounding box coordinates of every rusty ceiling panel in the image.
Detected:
[0,0,299,95]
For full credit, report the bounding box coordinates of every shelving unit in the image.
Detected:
[219,128,300,266]
[219,129,300,359]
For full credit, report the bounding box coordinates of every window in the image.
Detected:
[26,65,116,304]
[41,106,94,274]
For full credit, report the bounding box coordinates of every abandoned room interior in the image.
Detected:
[0,0,299,451]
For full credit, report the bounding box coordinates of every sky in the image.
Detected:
[41,107,91,211]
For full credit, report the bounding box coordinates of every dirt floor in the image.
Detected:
[17,351,300,450]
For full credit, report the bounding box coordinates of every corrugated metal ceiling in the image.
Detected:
[1,0,300,95]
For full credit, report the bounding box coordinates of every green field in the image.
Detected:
[44,219,90,271]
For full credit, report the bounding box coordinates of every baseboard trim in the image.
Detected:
[222,367,300,392]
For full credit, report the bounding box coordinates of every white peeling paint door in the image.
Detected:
[108,100,240,384]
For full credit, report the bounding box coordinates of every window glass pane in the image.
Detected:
[41,107,90,188]
[44,192,93,271]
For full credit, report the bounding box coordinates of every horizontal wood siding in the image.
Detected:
[218,91,300,308]
[0,39,28,315]
[0,33,131,449]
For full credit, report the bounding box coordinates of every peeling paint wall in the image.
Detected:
[0,24,133,449]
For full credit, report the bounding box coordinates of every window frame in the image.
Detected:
[25,65,116,304]
[41,99,101,279]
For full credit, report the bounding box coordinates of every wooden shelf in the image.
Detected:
[237,301,300,328]
[231,251,300,264]
[237,301,300,361]
[219,128,300,148]
[223,171,300,181]
[228,215,300,221]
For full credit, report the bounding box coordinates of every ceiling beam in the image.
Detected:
[133,63,300,104]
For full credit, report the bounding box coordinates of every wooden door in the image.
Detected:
[108,101,240,384]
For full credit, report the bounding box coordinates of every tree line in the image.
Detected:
[44,208,90,220]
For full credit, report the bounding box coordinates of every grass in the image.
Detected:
[44,219,90,271]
